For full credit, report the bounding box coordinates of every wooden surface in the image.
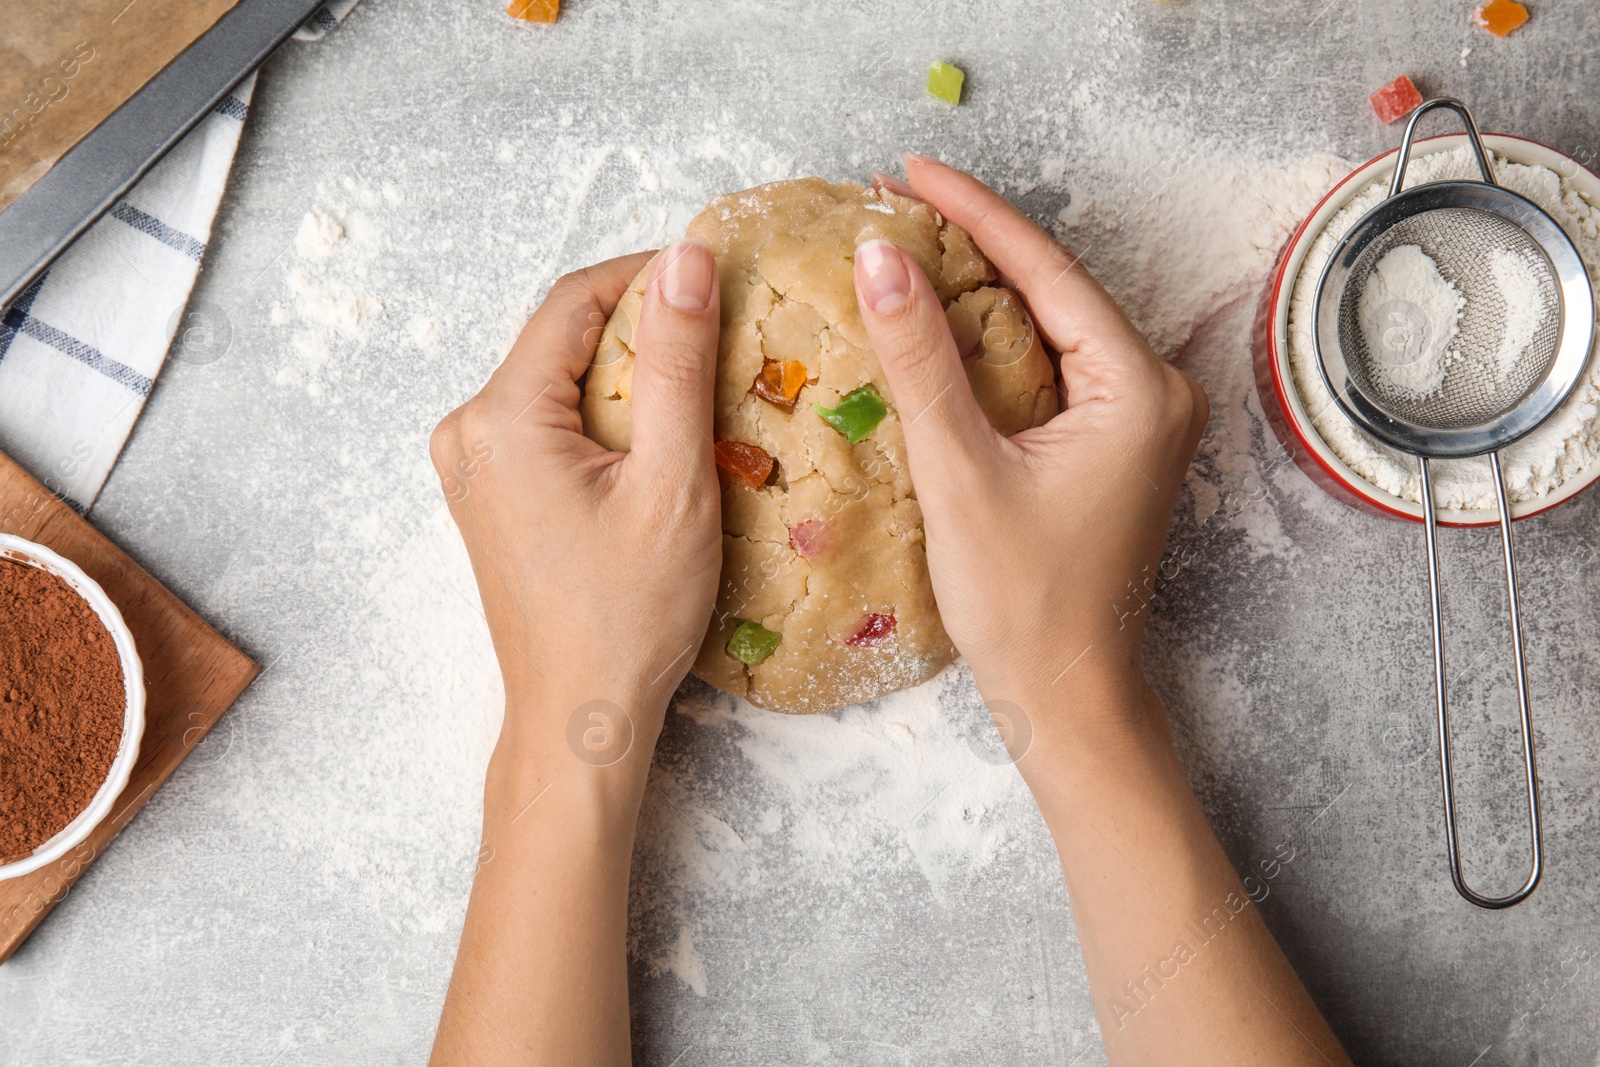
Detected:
[0,449,257,963]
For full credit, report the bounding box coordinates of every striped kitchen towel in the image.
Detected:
[294,0,364,41]
[0,76,256,513]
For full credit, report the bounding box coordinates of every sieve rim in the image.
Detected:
[1258,130,1600,527]
[1314,180,1595,459]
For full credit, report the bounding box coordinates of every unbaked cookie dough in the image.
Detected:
[582,178,1057,713]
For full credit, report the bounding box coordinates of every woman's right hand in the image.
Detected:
[863,158,1352,1067]
[856,156,1208,733]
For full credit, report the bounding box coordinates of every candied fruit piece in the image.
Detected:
[927,61,965,106]
[1475,0,1528,36]
[1369,75,1423,124]
[812,384,888,445]
[789,519,828,559]
[507,0,559,22]
[751,359,810,407]
[728,620,781,664]
[714,440,775,489]
[845,613,896,647]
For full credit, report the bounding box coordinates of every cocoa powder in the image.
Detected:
[0,556,125,863]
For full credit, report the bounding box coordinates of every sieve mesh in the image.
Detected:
[1336,206,1562,431]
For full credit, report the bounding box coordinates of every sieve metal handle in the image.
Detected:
[1389,97,1497,199]
[1419,454,1543,909]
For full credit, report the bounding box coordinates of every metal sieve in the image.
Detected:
[1314,99,1596,909]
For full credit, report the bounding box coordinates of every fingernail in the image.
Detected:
[855,240,911,314]
[903,153,940,168]
[657,240,714,311]
[870,171,919,199]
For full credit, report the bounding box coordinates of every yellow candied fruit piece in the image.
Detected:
[926,62,964,106]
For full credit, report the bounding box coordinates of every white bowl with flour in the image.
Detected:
[1257,133,1600,526]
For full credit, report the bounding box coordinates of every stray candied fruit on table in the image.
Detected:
[751,359,810,407]
[845,613,896,647]
[506,0,559,22]
[727,620,781,665]
[714,440,775,489]
[1474,0,1529,36]
[812,384,888,445]
[789,519,828,559]
[1369,75,1424,125]
[926,61,965,106]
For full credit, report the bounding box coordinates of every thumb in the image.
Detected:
[627,240,720,476]
[854,239,994,467]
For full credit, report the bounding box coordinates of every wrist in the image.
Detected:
[484,684,669,838]
[972,653,1172,772]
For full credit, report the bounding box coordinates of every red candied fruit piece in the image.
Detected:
[845,613,896,647]
[714,440,775,489]
[1369,75,1423,125]
[789,519,828,559]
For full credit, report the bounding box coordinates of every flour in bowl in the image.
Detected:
[1288,146,1600,513]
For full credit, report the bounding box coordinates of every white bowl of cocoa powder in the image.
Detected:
[0,534,145,882]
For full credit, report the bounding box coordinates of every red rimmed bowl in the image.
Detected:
[1253,132,1600,527]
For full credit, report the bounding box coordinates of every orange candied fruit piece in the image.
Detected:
[507,0,559,23]
[750,359,810,407]
[714,439,775,489]
[1474,0,1528,36]
[1369,75,1423,125]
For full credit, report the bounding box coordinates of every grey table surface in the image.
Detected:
[5,1,1600,1064]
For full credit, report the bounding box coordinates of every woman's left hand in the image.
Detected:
[429,242,723,800]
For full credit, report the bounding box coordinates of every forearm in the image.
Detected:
[430,705,654,1067]
[1010,671,1350,1066]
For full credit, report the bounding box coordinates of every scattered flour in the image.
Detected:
[629,672,1037,990]
[1356,244,1463,399]
[1490,247,1549,384]
[1288,145,1600,512]
[294,206,346,261]
[275,193,389,397]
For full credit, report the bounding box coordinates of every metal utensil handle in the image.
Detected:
[1420,455,1543,908]
[1389,97,1498,199]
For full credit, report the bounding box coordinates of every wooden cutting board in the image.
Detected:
[0,449,257,963]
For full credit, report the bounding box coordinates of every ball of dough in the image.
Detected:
[582,178,1056,714]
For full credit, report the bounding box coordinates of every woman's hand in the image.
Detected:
[861,159,1348,1066]
[860,156,1207,726]
[429,242,722,1067]
[430,242,722,794]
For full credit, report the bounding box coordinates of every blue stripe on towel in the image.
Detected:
[110,203,207,261]
[214,95,249,121]
[2,288,154,395]
[0,273,46,368]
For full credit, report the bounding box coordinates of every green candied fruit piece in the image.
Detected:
[727,620,782,665]
[812,384,888,445]
[926,61,964,106]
